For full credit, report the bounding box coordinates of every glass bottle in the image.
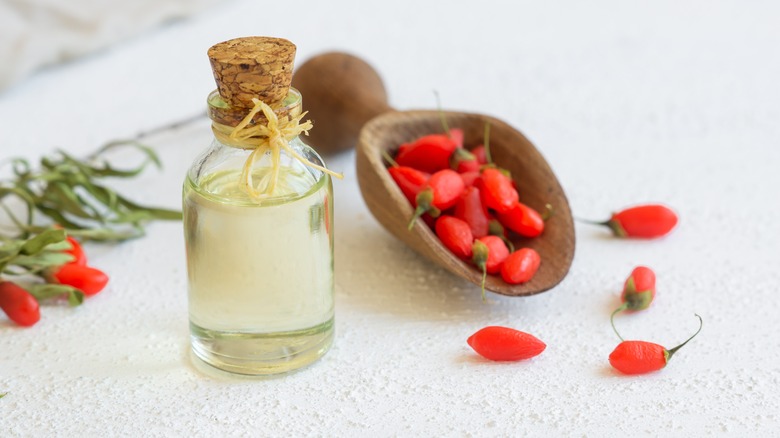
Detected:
[183,37,335,376]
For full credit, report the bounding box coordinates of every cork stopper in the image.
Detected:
[208,36,296,108]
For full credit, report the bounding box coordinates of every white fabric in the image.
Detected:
[0,0,219,90]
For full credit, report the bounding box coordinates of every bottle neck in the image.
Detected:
[207,88,303,128]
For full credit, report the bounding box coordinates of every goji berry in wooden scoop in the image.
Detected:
[354,104,574,297]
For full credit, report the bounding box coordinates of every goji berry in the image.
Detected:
[605,204,678,238]
[53,264,109,296]
[435,215,473,259]
[610,266,657,339]
[470,145,488,165]
[609,314,703,375]
[64,236,87,266]
[388,166,429,206]
[408,169,464,229]
[501,248,540,285]
[480,168,518,213]
[459,171,481,188]
[0,281,40,327]
[450,148,480,173]
[395,134,458,173]
[472,236,510,301]
[496,202,545,238]
[454,186,489,238]
[467,326,546,361]
[449,128,464,149]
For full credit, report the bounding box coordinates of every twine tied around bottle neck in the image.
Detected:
[211,97,343,201]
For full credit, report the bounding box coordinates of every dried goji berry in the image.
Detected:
[0,281,40,327]
[496,202,545,238]
[609,315,703,375]
[467,326,546,361]
[501,248,540,284]
[610,266,657,339]
[53,264,109,296]
[454,186,489,238]
[395,134,458,173]
[480,168,518,213]
[408,169,464,229]
[606,204,678,238]
[388,166,429,206]
[435,216,474,259]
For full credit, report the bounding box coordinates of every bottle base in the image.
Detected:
[190,318,334,376]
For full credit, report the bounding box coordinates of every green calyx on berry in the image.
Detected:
[622,277,654,311]
[471,240,489,302]
[450,148,476,168]
[488,220,514,252]
[408,189,440,230]
[606,216,628,237]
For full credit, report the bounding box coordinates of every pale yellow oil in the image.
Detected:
[183,166,333,376]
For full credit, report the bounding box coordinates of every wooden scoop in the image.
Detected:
[293,52,575,296]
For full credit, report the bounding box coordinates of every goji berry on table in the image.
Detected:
[604,204,678,238]
[609,314,703,375]
[53,264,109,296]
[468,326,546,361]
[0,281,40,327]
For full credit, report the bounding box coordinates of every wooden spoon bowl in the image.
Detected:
[294,52,575,296]
[357,111,574,296]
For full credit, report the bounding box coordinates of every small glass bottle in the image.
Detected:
[183,37,335,376]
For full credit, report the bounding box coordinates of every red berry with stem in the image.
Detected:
[395,134,458,173]
[472,236,510,301]
[496,202,545,238]
[468,326,546,361]
[480,168,518,213]
[454,186,490,238]
[0,281,40,327]
[408,169,464,229]
[609,314,703,375]
[388,166,429,206]
[604,204,678,238]
[459,171,481,188]
[501,248,540,285]
[53,264,109,296]
[450,148,480,173]
[435,216,474,259]
[610,266,657,337]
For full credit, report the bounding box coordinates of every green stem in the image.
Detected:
[483,122,493,164]
[381,150,398,167]
[480,265,487,303]
[666,314,704,361]
[407,206,426,231]
[433,91,451,136]
[610,302,630,341]
[541,204,555,221]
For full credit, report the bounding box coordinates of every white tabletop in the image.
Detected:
[1,1,779,436]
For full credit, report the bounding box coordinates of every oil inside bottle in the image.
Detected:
[183,158,334,376]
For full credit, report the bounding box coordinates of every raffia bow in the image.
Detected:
[212,98,343,201]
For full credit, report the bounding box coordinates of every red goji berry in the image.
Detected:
[435,215,474,259]
[605,204,678,238]
[609,315,703,375]
[388,166,429,206]
[480,168,518,213]
[459,171,481,188]
[472,236,510,301]
[454,186,489,238]
[395,134,458,173]
[501,248,540,284]
[408,169,464,229]
[496,202,545,238]
[470,145,488,165]
[450,148,480,173]
[467,326,546,361]
[64,236,87,266]
[0,281,40,327]
[449,128,464,149]
[610,266,657,338]
[53,264,109,296]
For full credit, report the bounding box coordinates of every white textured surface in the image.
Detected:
[1,1,779,436]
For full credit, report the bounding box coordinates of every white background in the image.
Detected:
[1,0,779,436]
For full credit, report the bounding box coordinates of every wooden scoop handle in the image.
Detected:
[292,52,393,154]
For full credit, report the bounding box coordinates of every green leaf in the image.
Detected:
[26,283,82,305]
[0,392,7,399]
[12,252,73,268]
[20,229,66,255]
